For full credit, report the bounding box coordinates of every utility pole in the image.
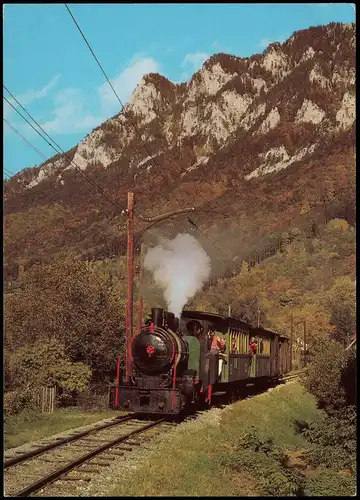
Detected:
[257,308,260,328]
[137,242,146,333]
[125,191,196,381]
[125,192,134,382]
[290,313,294,372]
[303,319,307,367]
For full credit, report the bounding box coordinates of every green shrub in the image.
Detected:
[302,406,356,471]
[302,339,348,413]
[9,339,92,393]
[4,390,39,416]
[77,388,109,410]
[304,468,355,496]
[220,427,305,496]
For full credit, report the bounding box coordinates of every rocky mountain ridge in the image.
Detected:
[4,21,356,269]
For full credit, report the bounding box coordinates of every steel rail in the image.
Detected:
[13,418,164,497]
[4,414,134,469]
[281,369,306,381]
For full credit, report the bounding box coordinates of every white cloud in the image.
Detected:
[39,88,103,134]
[4,74,61,125]
[259,35,287,49]
[212,40,222,50]
[7,55,162,137]
[17,74,61,106]
[259,38,274,49]
[36,55,161,135]
[211,40,233,53]
[98,55,160,116]
[182,51,209,72]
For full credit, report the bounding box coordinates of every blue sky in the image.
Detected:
[4,3,355,176]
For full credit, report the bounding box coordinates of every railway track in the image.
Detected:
[281,369,306,382]
[4,370,305,497]
[4,416,173,497]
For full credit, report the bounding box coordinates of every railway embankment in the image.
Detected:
[106,381,355,497]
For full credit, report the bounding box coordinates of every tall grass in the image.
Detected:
[107,382,322,497]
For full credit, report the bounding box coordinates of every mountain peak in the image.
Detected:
[5,22,355,203]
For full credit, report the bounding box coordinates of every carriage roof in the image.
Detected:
[181,310,289,340]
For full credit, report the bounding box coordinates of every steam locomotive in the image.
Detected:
[109,308,291,415]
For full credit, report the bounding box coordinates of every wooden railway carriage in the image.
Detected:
[110,308,291,415]
[181,311,290,391]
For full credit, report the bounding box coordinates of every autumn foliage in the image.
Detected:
[5,258,125,412]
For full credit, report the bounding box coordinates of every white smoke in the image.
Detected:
[144,233,211,318]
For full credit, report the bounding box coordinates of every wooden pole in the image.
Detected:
[303,320,307,367]
[137,242,145,333]
[290,313,294,372]
[115,355,121,407]
[41,387,44,413]
[124,196,198,381]
[125,192,134,381]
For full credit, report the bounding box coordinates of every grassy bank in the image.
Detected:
[5,408,119,449]
[107,382,355,496]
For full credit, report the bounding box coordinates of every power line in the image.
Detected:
[64,4,196,234]
[3,88,128,215]
[4,119,131,259]
[187,217,233,262]
[64,3,176,198]
[4,165,88,242]
[4,118,49,162]
[4,163,81,225]
[64,4,234,263]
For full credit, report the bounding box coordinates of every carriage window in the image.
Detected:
[259,338,264,354]
[230,329,250,354]
[240,330,249,354]
[230,329,239,353]
[261,338,271,355]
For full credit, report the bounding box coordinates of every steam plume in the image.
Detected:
[144,233,211,318]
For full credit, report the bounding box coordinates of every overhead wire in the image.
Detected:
[64,3,182,207]
[3,120,84,225]
[187,217,233,262]
[64,4,234,265]
[4,118,50,162]
[4,163,128,264]
[3,101,130,258]
[3,88,128,216]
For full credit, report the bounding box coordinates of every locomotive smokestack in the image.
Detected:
[165,311,179,331]
[151,308,164,327]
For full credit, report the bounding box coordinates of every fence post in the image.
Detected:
[52,387,56,413]
[41,387,45,413]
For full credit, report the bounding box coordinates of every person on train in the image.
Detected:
[249,336,257,356]
[186,320,203,339]
[208,329,226,379]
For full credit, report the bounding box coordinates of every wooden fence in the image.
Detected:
[35,386,56,413]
